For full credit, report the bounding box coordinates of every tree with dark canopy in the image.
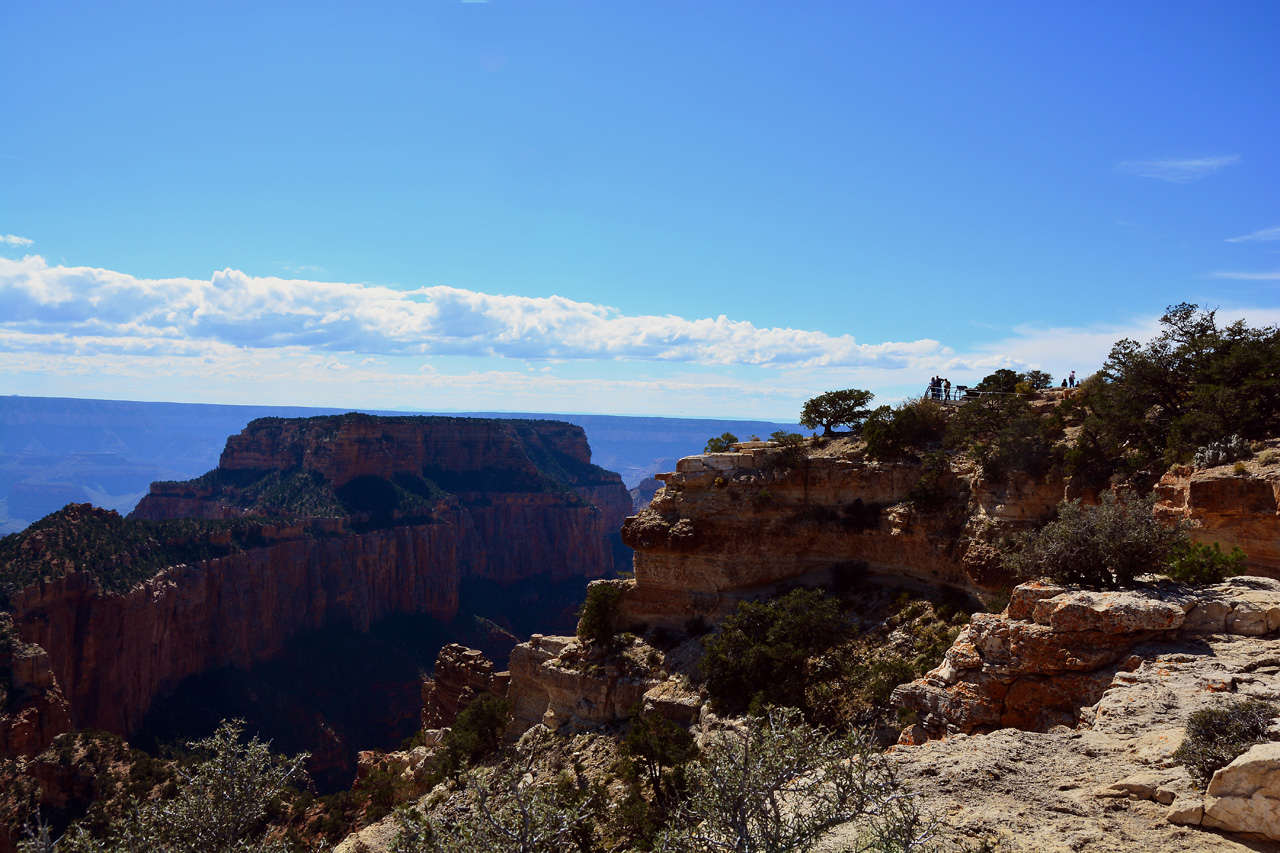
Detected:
[1069,303,1280,480]
[799,389,875,436]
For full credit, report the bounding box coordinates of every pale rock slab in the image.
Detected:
[1203,742,1280,841]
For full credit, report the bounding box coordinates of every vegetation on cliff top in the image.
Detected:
[797,303,1279,489]
[158,414,611,518]
[0,505,278,600]
[1064,303,1280,483]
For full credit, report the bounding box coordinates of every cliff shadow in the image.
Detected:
[129,572,602,793]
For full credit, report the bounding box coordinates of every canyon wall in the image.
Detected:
[1,415,631,757]
[615,440,1280,634]
[1155,463,1280,577]
[615,444,1062,630]
[8,514,464,736]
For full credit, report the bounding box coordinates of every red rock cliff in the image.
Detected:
[1155,460,1280,577]
[616,445,1063,629]
[1,415,631,754]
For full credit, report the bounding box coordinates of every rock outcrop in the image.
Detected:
[862,578,1280,851]
[506,634,697,734]
[1156,461,1280,577]
[0,638,71,760]
[894,578,1280,739]
[0,415,630,756]
[616,444,1061,630]
[1201,743,1280,840]
[421,644,509,730]
[7,516,465,738]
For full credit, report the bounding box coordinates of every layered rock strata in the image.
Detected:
[616,446,1062,630]
[8,516,463,738]
[421,644,510,730]
[1156,461,1280,577]
[506,634,698,734]
[0,638,71,759]
[878,577,1280,849]
[894,577,1280,739]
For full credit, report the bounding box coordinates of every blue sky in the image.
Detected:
[2,1,1277,420]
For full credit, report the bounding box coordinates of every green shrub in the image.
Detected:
[704,432,738,453]
[945,394,1056,480]
[577,581,624,646]
[657,707,932,853]
[439,693,510,770]
[621,707,698,802]
[1025,369,1054,390]
[1194,434,1253,468]
[32,720,309,853]
[769,430,805,447]
[862,399,948,460]
[701,588,851,717]
[1001,491,1187,589]
[974,369,1024,394]
[1173,698,1276,787]
[1165,541,1248,585]
[1070,304,1280,479]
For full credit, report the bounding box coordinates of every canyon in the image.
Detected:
[0,414,631,771]
[8,395,1280,851]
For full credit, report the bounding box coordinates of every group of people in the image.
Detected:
[927,376,952,400]
[926,370,1077,401]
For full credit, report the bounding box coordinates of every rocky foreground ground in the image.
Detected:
[343,578,1280,852]
[857,577,1280,852]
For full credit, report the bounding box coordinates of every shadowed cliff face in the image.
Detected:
[0,414,632,760]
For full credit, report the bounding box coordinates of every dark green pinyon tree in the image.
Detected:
[799,389,875,436]
[703,432,738,453]
[1069,303,1280,480]
[701,587,851,717]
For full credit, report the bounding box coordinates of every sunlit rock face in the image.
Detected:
[893,577,1280,740]
[615,446,1063,630]
[1156,462,1280,578]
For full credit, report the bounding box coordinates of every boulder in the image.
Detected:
[1202,742,1280,840]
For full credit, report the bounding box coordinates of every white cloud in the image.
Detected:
[1227,226,1280,243]
[1212,271,1280,280]
[0,255,947,370]
[1115,155,1240,183]
[0,235,33,246]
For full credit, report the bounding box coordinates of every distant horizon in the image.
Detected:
[3,3,1277,420]
[1,390,802,427]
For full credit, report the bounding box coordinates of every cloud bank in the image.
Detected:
[0,256,948,370]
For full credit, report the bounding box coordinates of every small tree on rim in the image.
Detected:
[799,389,875,436]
